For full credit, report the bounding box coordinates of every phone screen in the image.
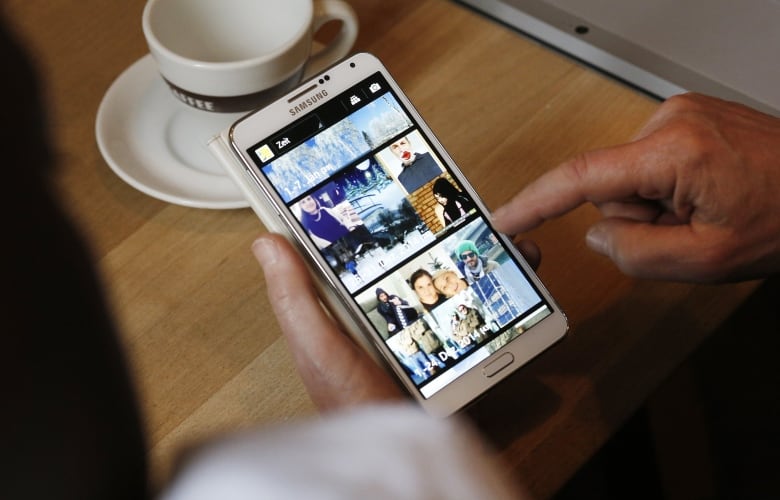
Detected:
[242,72,553,398]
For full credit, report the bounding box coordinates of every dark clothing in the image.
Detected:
[441,195,474,225]
[377,295,419,334]
[398,152,442,193]
[2,17,149,500]
[302,208,350,244]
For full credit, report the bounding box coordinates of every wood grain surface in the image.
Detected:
[3,1,759,496]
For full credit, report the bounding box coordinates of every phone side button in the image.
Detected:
[482,352,515,377]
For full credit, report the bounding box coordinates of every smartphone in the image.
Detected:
[223,52,568,416]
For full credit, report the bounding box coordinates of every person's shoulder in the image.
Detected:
[458,194,475,206]
[322,205,340,216]
[419,152,438,166]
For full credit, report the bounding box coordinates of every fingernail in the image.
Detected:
[586,226,608,255]
[491,205,507,221]
[251,236,277,267]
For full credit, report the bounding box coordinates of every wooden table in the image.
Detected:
[5,1,760,497]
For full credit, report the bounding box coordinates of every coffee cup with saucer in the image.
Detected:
[96,0,358,209]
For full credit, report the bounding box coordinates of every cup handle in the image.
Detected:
[304,0,359,78]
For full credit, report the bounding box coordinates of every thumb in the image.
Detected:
[586,219,710,282]
[251,234,403,411]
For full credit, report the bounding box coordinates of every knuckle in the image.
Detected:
[563,152,593,186]
[654,116,723,174]
[659,92,706,115]
[270,288,297,318]
[268,274,305,315]
[672,125,716,161]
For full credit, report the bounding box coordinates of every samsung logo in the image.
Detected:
[289,90,328,116]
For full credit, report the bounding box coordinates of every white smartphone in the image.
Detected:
[223,52,568,416]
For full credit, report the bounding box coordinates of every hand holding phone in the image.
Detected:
[210,53,568,416]
[252,233,405,410]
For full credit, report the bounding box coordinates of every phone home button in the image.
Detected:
[482,352,515,377]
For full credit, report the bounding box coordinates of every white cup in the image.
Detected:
[142,0,359,113]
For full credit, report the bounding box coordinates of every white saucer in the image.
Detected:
[96,54,250,209]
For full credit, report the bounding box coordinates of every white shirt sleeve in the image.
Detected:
[160,403,529,500]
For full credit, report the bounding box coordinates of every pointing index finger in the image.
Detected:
[491,138,674,235]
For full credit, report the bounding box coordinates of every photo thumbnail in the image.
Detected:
[347,91,414,148]
[438,218,545,327]
[430,176,476,230]
[396,244,460,314]
[263,91,413,203]
[263,120,372,203]
[295,161,436,293]
[385,317,459,386]
[427,287,499,356]
[396,171,477,238]
[391,217,545,335]
[375,130,445,195]
[356,274,424,340]
[358,269,491,385]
